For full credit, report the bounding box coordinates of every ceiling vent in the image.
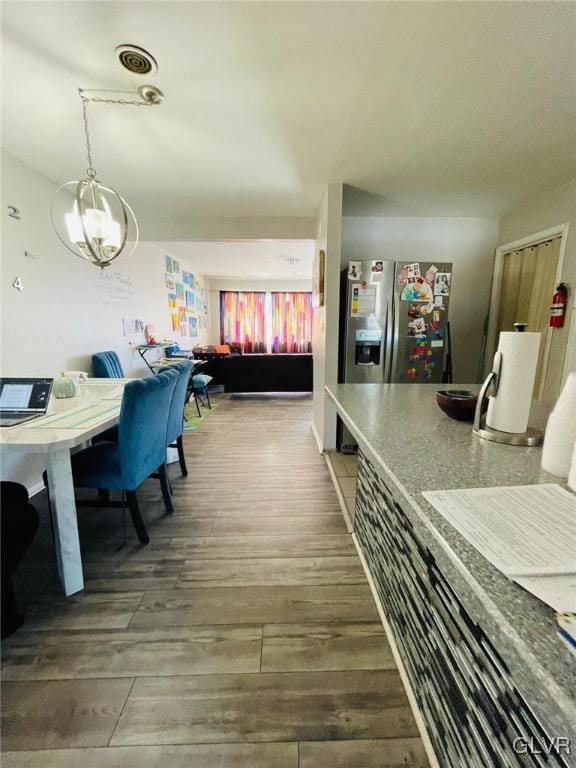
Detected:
[115,45,158,75]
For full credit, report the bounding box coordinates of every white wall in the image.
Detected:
[0,150,210,489]
[498,179,576,400]
[312,184,343,451]
[207,277,312,346]
[141,215,316,242]
[341,216,500,383]
[1,151,211,378]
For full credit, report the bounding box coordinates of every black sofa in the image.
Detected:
[212,353,313,393]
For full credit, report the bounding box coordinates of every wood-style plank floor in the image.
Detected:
[1,395,428,768]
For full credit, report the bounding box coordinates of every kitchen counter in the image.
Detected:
[326,383,576,767]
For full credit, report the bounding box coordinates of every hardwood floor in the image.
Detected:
[261,622,397,672]
[2,395,428,768]
[109,670,417,746]
[130,584,380,627]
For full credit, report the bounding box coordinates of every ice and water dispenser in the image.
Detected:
[354,329,382,366]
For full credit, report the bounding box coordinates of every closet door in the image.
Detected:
[495,237,561,399]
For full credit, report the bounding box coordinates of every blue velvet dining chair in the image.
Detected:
[92,351,125,378]
[69,368,178,544]
[157,360,193,476]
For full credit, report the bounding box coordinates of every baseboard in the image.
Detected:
[310,420,324,453]
[323,452,354,534]
[352,532,440,768]
[228,390,312,396]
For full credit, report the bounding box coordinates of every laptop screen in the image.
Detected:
[0,378,53,412]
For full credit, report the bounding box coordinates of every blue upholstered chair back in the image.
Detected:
[117,368,178,489]
[158,361,193,444]
[92,351,125,378]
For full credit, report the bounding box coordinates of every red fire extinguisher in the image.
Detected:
[550,282,569,328]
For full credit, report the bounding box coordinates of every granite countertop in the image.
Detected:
[326,383,576,741]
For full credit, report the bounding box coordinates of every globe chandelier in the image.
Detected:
[51,84,163,269]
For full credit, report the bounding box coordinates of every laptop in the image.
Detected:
[0,378,53,427]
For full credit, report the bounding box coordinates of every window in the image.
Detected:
[270,292,312,353]
[220,290,312,353]
[220,292,267,353]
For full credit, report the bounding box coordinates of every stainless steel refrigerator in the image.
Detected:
[338,258,453,451]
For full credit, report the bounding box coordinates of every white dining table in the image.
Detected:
[0,379,129,596]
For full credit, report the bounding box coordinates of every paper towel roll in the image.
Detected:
[486,331,541,434]
[542,371,576,478]
[568,440,576,492]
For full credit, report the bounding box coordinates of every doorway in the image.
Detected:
[486,226,569,404]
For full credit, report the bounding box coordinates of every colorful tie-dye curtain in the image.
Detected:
[220,291,267,353]
[270,292,313,353]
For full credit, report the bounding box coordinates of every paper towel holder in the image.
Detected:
[473,324,543,447]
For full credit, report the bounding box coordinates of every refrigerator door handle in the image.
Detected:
[383,280,395,383]
[389,277,400,382]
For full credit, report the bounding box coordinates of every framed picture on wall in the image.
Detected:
[313,248,325,308]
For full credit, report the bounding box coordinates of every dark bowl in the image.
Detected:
[436,389,478,422]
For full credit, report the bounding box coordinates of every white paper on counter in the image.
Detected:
[422,484,576,612]
[514,575,576,613]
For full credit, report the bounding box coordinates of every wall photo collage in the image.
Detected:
[165,254,208,341]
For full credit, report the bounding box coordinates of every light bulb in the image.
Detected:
[101,195,113,220]
[65,202,84,244]
[105,220,121,250]
[84,208,109,240]
[100,196,121,249]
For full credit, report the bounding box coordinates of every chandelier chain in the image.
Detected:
[78,88,157,180]
[81,96,96,179]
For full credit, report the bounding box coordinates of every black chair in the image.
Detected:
[186,364,213,418]
[1,482,39,638]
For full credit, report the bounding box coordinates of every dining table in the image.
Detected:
[0,379,128,596]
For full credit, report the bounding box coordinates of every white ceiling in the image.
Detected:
[2,1,575,237]
[152,240,314,279]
